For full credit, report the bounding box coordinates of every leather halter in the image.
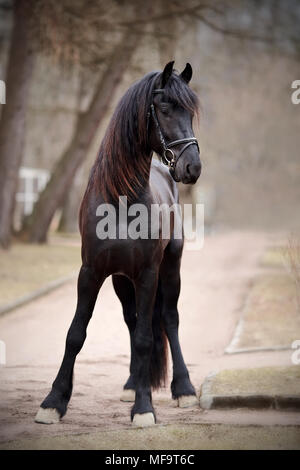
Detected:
[149,88,199,169]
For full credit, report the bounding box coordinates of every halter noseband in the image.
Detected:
[149,88,199,169]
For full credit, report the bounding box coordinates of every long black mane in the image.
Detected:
[84,68,199,203]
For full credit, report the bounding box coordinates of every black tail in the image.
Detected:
[150,277,168,389]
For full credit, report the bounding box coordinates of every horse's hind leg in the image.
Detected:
[160,240,198,408]
[35,266,103,424]
[112,274,137,402]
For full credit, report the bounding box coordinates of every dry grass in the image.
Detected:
[260,246,285,269]
[0,237,81,309]
[231,273,300,351]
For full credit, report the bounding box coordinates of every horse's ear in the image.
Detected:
[180,63,193,84]
[161,61,174,87]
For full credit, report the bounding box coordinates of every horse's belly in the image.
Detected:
[93,237,166,279]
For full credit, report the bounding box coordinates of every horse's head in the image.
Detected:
[149,61,201,184]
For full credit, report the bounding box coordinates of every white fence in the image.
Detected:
[16,167,50,217]
[0,79,5,104]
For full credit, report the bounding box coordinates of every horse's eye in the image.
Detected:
[159,103,171,114]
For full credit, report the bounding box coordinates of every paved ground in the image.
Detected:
[0,230,299,449]
[2,423,300,450]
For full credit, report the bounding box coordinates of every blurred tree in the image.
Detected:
[20,30,140,242]
[58,0,181,235]
[0,0,298,244]
[58,0,300,236]
[57,73,87,235]
[0,0,35,248]
[19,0,148,242]
[58,165,86,233]
[20,0,226,242]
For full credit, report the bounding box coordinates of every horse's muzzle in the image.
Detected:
[184,161,202,184]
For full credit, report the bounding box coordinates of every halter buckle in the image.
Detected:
[162,148,175,167]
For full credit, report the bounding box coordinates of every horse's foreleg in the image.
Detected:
[35,266,103,424]
[112,274,137,402]
[131,268,158,426]
[160,243,198,408]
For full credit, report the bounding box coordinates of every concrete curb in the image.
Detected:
[200,393,300,411]
[0,272,77,317]
[225,344,291,354]
[199,370,300,411]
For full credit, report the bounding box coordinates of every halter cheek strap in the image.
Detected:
[148,89,199,169]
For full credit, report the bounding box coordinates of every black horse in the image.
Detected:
[35,61,201,426]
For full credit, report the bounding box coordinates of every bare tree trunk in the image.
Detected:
[19,32,139,243]
[57,165,86,233]
[58,72,88,234]
[0,1,35,248]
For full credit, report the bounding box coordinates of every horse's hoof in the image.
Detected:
[35,407,60,424]
[120,389,135,402]
[178,395,199,408]
[132,412,155,427]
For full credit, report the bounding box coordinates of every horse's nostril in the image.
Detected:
[185,162,201,183]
